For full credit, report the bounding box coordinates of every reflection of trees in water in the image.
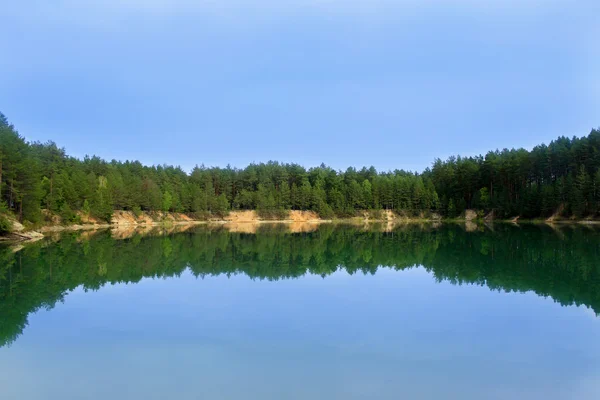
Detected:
[1,223,600,347]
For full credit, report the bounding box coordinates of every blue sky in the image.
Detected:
[1,0,598,172]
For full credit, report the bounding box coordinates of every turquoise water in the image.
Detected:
[1,224,599,399]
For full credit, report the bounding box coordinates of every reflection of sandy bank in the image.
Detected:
[220,221,321,234]
[358,218,443,232]
[289,222,321,233]
[76,230,103,242]
[10,244,24,253]
[544,222,566,240]
[111,225,153,240]
[222,222,259,234]
[465,221,478,232]
[110,223,198,240]
[40,223,109,233]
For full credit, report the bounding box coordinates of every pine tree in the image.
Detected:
[571,166,589,217]
[447,199,456,217]
[162,191,173,213]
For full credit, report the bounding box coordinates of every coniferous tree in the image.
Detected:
[0,110,598,224]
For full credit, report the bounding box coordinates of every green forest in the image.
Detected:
[1,110,599,226]
[2,224,600,347]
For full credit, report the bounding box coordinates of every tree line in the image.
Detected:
[431,131,600,218]
[1,111,599,223]
[2,223,599,347]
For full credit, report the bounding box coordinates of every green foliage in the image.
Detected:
[317,202,335,220]
[364,209,381,221]
[432,129,600,218]
[447,199,456,217]
[82,199,91,216]
[1,110,599,221]
[189,210,212,221]
[59,203,75,224]
[162,191,173,213]
[571,165,589,218]
[0,214,11,234]
[90,177,113,223]
[479,187,490,210]
[212,193,229,218]
[132,205,142,218]
[0,112,8,128]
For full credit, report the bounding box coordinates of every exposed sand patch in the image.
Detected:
[222,210,322,223]
[2,215,45,241]
[10,219,25,232]
[546,204,565,222]
[288,210,321,222]
[465,209,478,221]
[111,210,200,225]
[224,210,259,222]
[9,208,463,243]
[174,213,193,222]
[77,211,102,224]
[111,211,138,225]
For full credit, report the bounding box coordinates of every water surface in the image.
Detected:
[1,224,600,399]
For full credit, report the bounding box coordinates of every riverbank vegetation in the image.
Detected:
[1,111,599,225]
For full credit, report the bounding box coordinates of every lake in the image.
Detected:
[1,223,600,399]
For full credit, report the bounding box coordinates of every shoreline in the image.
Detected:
[3,210,600,243]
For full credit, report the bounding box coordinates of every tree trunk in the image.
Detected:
[49,176,53,211]
[9,180,14,209]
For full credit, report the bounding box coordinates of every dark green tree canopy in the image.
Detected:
[0,110,599,222]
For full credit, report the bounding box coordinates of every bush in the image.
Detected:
[211,194,230,218]
[189,211,212,221]
[132,205,142,218]
[369,209,385,220]
[0,214,12,235]
[59,203,76,224]
[330,207,355,218]
[82,199,91,216]
[317,203,335,220]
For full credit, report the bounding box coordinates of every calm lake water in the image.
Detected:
[1,223,600,399]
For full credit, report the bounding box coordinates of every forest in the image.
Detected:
[1,110,599,226]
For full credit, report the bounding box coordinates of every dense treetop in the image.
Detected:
[0,111,599,223]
